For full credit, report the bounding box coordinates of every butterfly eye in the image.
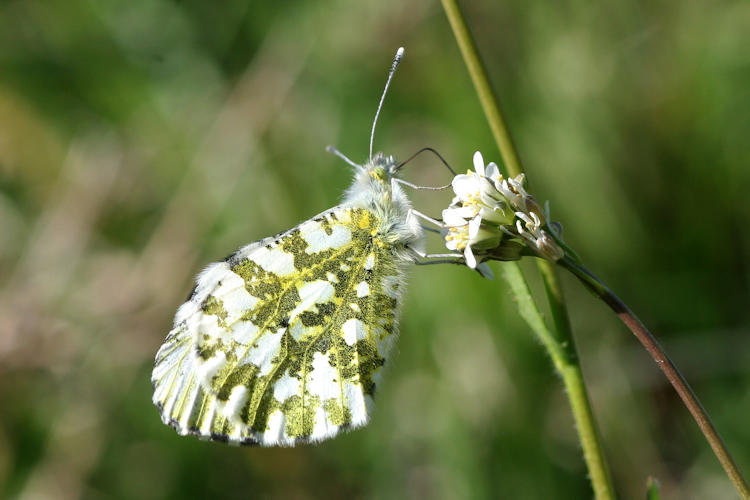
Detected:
[369,167,388,182]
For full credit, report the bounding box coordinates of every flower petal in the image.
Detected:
[464,245,477,269]
[472,151,485,177]
[452,174,479,199]
[467,215,482,239]
[485,162,500,180]
[442,207,471,226]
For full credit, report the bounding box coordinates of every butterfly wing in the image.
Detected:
[152,206,407,446]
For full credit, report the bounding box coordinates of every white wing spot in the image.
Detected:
[356,281,370,297]
[364,253,375,270]
[198,313,220,334]
[215,272,258,317]
[289,320,306,341]
[223,385,249,421]
[301,222,352,253]
[229,320,260,345]
[307,351,339,400]
[290,280,335,321]
[252,247,296,276]
[311,405,339,442]
[263,409,288,445]
[345,382,368,425]
[273,371,300,403]
[312,406,328,439]
[243,331,281,376]
[342,318,367,346]
[197,351,227,388]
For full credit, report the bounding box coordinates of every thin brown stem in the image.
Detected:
[560,256,750,500]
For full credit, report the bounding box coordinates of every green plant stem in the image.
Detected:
[440,1,616,499]
[560,256,750,500]
[500,264,616,500]
[439,0,521,178]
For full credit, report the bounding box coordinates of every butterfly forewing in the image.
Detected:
[152,206,406,446]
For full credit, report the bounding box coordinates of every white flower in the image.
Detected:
[443,211,501,269]
[449,152,515,226]
[442,151,565,268]
[442,152,511,270]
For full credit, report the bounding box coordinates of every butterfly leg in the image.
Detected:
[408,246,495,279]
[408,209,445,229]
[413,259,464,267]
[406,211,463,260]
[405,210,494,275]
[394,178,452,191]
[407,246,463,261]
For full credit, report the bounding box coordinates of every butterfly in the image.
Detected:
[151,47,432,446]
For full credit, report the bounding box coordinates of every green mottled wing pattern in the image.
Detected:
[151,207,406,446]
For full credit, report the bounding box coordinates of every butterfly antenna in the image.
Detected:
[369,47,404,160]
[326,145,361,168]
[396,147,457,175]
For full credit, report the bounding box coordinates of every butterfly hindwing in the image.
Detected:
[152,206,406,446]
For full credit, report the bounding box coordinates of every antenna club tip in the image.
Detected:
[325,145,335,152]
[396,47,405,60]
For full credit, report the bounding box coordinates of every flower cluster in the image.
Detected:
[442,152,565,271]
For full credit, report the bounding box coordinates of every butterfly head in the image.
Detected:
[341,151,421,253]
[367,152,398,182]
[345,152,401,204]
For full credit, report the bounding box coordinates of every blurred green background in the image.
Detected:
[1,1,748,499]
